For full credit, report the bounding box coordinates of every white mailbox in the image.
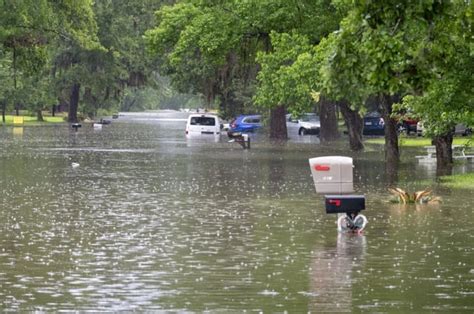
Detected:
[309,156,354,194]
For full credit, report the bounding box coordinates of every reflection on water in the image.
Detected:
[0,111,473,312]
[186,133,221,145]
[310,234,367,312]
[13,127,23,137]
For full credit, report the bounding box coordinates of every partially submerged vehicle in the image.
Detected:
[228,114,262,134]
[286,113,321,135]
[185,114,222,136]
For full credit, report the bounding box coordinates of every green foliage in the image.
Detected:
[233,0,344,43]
[311,0,473,145]
[146,2,240,101]
[49,0,174,118]
[95,0,164,76]
[317,3,423,103]
[145,0,344,114]
[316,30,367,108]
[2,0,472,131]
[119,85,203,111]
[250,1,347,116]
[0,0,101,50]
[395,1,474,137]
[50,0,102,50]
[254,31,315,114]
[0,0,103,118]
[146,3,200,56]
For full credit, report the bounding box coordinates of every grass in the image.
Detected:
[2,113,66,125]
[437,173,474,189]
[365,135,473,147]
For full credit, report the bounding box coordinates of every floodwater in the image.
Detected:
[1,111,473,312]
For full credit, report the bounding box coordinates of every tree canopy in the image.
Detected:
[1,0,472,169]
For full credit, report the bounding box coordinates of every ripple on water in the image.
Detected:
[1,115,473,312]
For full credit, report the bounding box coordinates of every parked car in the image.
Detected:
[228,114,262,134]
[416,121,423,136]
[455,124,472,136]
[286,113,321,135]
[392,110,420,135]
[363,112,385,135]
[417,121,472,137]
[185,114,222,136]
[397,117,419,135]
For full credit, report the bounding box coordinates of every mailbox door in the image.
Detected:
[309,156,354,194]
[325,195,365,213]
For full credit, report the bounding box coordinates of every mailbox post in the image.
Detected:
[227,132,251,149]
[72,123,82,132]
[309,156,367,232]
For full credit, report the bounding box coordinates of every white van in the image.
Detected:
[185,114,221,136]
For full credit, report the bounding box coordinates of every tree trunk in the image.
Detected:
[68,83,80,123]
[58,98,68,113]
[1,100,6,123]
[217,52,240,120]
[220,97,242,120]
[269,105,287,140]
[319,97,340,142]
[379,94,400,177]
[52,105,56,117]
[83,87,95,118]
[123,99,136,112]
[36,109,44,122]
[433,132,454,175]
[338,100,364,151]
[13,46,18,90]
[203,77,216,111]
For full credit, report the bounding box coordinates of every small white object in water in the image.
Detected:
[337,213,368,233]
[71,162,80,168]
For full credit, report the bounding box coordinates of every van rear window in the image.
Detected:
[190,117,216,126]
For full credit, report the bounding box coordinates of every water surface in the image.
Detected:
[1,111,473,312]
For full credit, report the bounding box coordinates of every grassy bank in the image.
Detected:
[437,173,474,189]
[2,113,66,126]
[365,135,473,147]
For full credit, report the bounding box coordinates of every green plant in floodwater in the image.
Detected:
[388,187,442,204]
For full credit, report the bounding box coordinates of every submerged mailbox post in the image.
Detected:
[309,156,367,232]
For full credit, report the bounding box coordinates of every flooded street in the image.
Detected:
[1,111,473,312]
